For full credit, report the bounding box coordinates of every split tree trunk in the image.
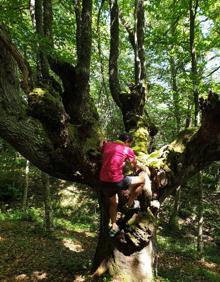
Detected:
[92,189,157,282]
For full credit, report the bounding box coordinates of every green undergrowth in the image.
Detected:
[0,207,43,223]
[0,181,220,281]
[0,183,99,282]
[157,231,220,282]
[0,182,99,234]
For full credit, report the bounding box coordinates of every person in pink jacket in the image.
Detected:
[100,133,151,237]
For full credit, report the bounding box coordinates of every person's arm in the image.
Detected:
[132,159,151,175]
[99,139,107,151]
[126,147,150,175]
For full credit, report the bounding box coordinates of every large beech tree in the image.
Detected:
[1,0,220,281]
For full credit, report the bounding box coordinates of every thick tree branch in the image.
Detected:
[0,25,32,93]
[97,0,108,97]
[43,0,53,40]
[135,0,145,85]
[143,92,220,202]
[203,65,220,78]
[35,0,51,81]
[119,12,135,50]
[73,0,82,61]
[77,0,92,73]
[109,0,122,108]
[0,35,100,185]
[108,1,155,135]
[189,0,199,126]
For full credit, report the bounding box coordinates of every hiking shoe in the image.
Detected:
[150,200,160,210]
[131,200,140,209]
[109,225,120,238]
[122,200,140,213]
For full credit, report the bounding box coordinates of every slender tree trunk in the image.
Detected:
[35,0,50,81]
[109,0,121,108]
[185,98,192,128]
[41,171,53,232]
[170,56,180,133]
[169,186,181,228]
[22,160,30,211]
[43,0,53,41]
[189,0,199,127]
[91,191,112,275]
[168,15,181,225]
[97,0,109,98]
[169,54,182,225]
[29,0,36,27]
[197,172,204,259]
[134,0,145,86]
[30,0,52,80]
[189,0,204,258]
[109,0,153,133]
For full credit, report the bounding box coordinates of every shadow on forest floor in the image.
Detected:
[0,179,220,282]
[0,220,97,282]
[156,231,220,282]
[157,250,220,282]
[1,219,220,282]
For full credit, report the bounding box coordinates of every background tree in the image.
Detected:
[41,171,53,232]
[22,159,30,210]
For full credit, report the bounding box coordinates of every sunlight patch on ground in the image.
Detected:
[199,260,220,272]
[73,275,86,282]
[0,235,6,241]
[31,271,47,280]
[58,184,81,207]
[62,238,84,252]
[84,231,96,238]
[15,274,28,281]
[15,272,47,281]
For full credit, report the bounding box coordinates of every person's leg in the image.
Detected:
[127,183,144,206]
[129,174,145,185]
[109,193,119,230]
[127,173,152,206]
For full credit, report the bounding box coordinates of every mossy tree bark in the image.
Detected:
[0,21,99,184]
[92,1,220,280]
[109,0,156,138]
[91,93,220,281]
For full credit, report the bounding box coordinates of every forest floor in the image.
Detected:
[0,220,96,282]
[0,218,220,282]
[0,182,220,282]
